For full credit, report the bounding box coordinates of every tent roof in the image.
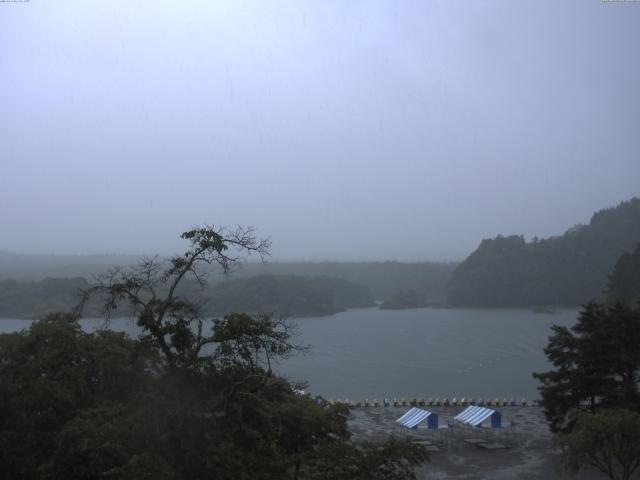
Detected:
[396,407,433,428]
[454,405,496,426]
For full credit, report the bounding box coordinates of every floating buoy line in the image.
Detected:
[323,397,535,408]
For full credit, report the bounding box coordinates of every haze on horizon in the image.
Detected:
[1,1,639,262]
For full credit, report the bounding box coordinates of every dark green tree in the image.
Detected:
[557,409,640,480]
[303,437,429,480]
[533,302,640,432]
[607,243,640,306]
[0,312,155,480]
[1,226,428,479]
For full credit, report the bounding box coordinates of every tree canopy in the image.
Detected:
[0,226,428,479]
[448,198,640,307]
[533,302,640,432]
[557,409,640,480]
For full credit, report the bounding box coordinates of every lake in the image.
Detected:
[0,306,578,401]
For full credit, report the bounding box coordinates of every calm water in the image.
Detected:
[277,307,578,401]
[0,307,578,401]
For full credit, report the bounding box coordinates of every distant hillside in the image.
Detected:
[0,251,456,304]
[0,274,374,320]
[379,289,428,310]
[0,251,139,281]
[231,261,457,302]
[448,198,640,307]
[0,277,90,319]
[206,275,374,317]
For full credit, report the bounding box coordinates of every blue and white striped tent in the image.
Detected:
[454,405,501,427]
[396,407,438,429]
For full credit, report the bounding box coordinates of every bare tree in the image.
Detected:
[77,225,271,368]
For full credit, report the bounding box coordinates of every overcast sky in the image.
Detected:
[1,1,639,261]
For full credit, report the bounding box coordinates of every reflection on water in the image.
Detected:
[0,306,578,400]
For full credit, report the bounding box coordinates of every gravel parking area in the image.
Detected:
[347,406,603,480]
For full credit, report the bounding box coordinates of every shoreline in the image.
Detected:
[347,406,602,479]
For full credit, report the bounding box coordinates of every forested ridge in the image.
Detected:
[0,277,91,320]
[448,198,640,307]
[0,253,456,304]
[205,275,374,317]
[0,274,374,320]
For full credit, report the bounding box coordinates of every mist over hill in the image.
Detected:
[0,252,456,304]
[205,275,374,318]
[0,255,456,319]
[231,262,456,302]
[4,197,638,312]
[448,198,640,307]
[0,251,140,281]
[0,274,375,320]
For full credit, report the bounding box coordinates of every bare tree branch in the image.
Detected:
[76,225,271,369]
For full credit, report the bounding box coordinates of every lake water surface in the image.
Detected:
[0,306,578,401]
[278,307,578,401]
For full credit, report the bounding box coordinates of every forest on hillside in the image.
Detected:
[205,275,374,317]
[0,253,456,304]
[607,242,640,306]
[448,198,640,307]
[0,275,374,320]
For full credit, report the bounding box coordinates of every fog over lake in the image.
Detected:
[0,306,578,400]
[2,2,639,261]
[2,2,638,477]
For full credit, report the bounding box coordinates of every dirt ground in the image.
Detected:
[347,406,605,480]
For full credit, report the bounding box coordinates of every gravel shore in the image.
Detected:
[347,406,604,479]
